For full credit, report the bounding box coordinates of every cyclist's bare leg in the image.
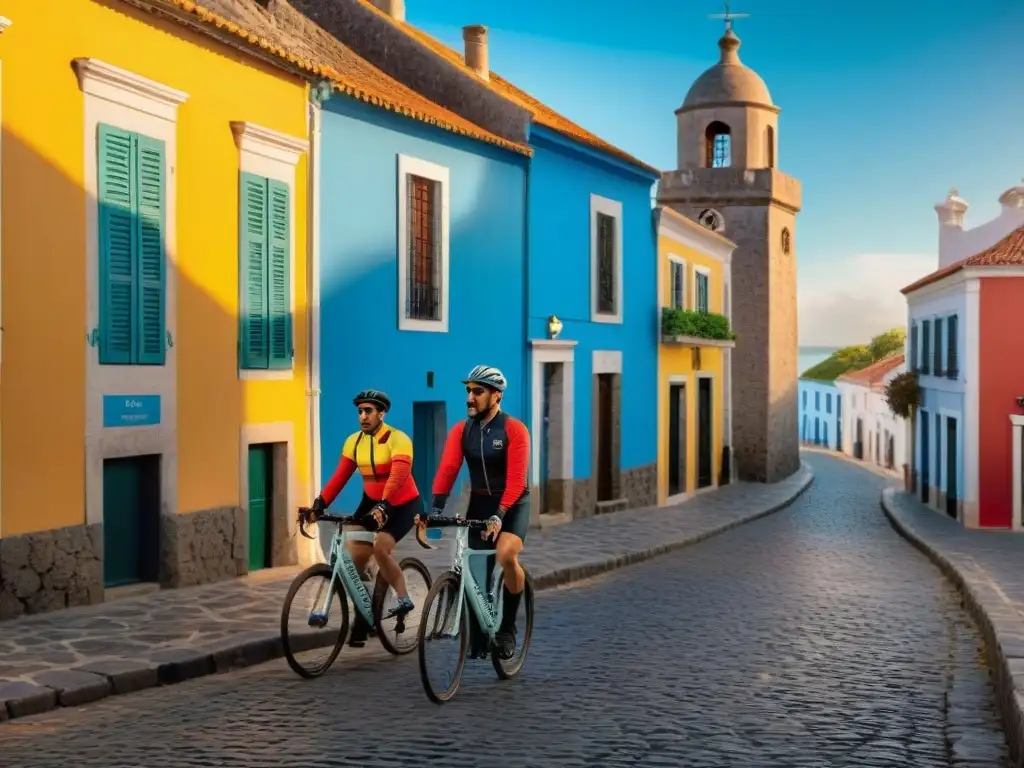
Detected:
[346,540,373,575]
[495,532,525,594]
[371,532,409,599]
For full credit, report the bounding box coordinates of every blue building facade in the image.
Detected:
[798,380,841,451]
[525,126,660,521]
[316,94,530,512]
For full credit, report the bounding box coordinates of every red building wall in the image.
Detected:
[978,277,1024,528]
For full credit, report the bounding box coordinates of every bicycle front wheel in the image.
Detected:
[280,564,350,679]
[373,557,432,656]
[417,571,467,704]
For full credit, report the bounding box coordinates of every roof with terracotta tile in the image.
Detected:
[901,224,1024,294]
[836,353,905,386]
[354,1,659,175]
[131,0,532,156]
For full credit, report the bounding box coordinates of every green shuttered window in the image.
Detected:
[97,124,167,366]
[239,172,292,370]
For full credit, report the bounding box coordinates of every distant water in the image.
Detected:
[798,346,840,376]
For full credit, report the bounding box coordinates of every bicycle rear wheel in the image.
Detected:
[373,557,432,656]
[280,564,350,679]
[491,566,534,680]
[417,571,467,704]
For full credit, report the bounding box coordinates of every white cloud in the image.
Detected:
[798,252,937,347]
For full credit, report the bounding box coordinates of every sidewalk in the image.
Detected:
[0,463,812,722]
[881,489,1024,765]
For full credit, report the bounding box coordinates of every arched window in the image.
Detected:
[704,121,731,168]
[765,125,775,168]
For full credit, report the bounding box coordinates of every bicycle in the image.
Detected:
[279,507,433,679]
[414,514,535,704]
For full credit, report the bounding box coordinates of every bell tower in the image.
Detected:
[657,21,802,483]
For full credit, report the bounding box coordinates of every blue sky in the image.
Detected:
[405,0,1024,346]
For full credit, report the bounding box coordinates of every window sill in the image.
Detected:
[591,311,623,325]
[239,368,294,381]
[661,333,735,348]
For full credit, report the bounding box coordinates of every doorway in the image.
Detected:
[921,411,930,504]
[934,413,942,501]
[836,395,843,451]
[538,364,567,514]
[855,418,863,459]
[668,381,687,497]
[697,377,713,489]
[103,454,161,588]
[946,417,958,518]
[596,373,616,502]
[412,401,447,504]
[814,417,820,445]
[247,444,273,571]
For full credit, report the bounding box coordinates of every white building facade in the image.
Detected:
[835,354,907,472]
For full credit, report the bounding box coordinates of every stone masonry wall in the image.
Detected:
[0,523,104,620]
[160,506,246,589]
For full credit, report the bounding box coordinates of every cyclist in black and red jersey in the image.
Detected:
[426,365,530,661]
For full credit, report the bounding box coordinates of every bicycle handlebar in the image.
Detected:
[412,513,491,550]
[297,507,435,550]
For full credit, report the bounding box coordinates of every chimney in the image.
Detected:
[462,24,489,81]
[368,0,405,21]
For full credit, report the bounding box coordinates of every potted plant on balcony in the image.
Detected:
[884,371,921,492]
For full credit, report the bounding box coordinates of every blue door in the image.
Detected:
[412,402,447,502]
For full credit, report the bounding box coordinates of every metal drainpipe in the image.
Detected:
[306,86,327,563]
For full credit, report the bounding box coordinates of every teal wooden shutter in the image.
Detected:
[135,135,166,365]
[267,180,291,369]
[240,172,269,369]
[98,124,136,365]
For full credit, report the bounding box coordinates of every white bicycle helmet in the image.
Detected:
[463,365,507,392]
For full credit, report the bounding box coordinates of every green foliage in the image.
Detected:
[801,326,906,381]
[869,327,906,360]
[662,308,736,341]
[885,371,921,419]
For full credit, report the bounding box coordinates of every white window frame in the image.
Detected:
[74,57,187,529]
[693,265,712,312]
[590,193,623,324]
[397,154,450,333]
[230,121,308,381]
[668,254,686,309]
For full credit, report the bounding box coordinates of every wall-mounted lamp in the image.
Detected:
[546,314,563,340]
[1016,395,1024,408]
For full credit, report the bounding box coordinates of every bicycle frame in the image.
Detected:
[442,526,506,641]
[315,523,377,626]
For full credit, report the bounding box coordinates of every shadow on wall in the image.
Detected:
[0,125,310,617]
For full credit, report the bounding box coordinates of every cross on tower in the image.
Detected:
[708,0,749,31]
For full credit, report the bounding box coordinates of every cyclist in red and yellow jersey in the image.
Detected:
[428,366,530,661]
[309,389,422,646]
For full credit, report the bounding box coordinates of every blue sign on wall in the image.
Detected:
[103,395,161,428]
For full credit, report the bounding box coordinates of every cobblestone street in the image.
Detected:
[0,454,1009,767]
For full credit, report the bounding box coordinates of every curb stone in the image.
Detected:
[1,464,813,723]
[880,488,1024,767]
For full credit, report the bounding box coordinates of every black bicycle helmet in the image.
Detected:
[353,389,391,411]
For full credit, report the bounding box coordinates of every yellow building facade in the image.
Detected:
[654,207,736,506]
[0,0,318,617]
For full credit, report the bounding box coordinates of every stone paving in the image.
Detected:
[0,464,812,722]
[0,453,1007,767]
[883,488,1024,767]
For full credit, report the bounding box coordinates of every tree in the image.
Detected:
[885,371,921,419]
[869,327,906,361]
